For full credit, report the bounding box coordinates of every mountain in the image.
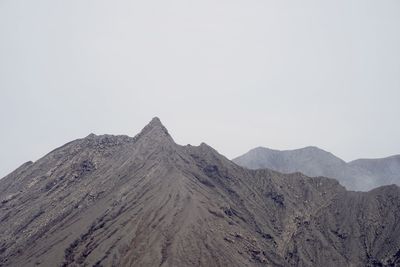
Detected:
[349,155,400,187]
[1,118,400,266]
[233,146,400,191]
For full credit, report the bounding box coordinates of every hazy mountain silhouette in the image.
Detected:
[233,146,400,191]
[1,118,399,266]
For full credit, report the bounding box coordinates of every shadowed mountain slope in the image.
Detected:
[1,118,400,267]
[233,146,400,191]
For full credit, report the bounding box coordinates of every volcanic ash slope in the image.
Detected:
[0,118,400,266]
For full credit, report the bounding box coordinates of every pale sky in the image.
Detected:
[1,0,400,178]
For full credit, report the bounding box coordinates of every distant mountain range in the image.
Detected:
[0,118,399,266]
[233,146,400,191]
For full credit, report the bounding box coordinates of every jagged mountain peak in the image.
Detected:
[133,117,172,143]
[146,116,167,131]
[145,116,163,129]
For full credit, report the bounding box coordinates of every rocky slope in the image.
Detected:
[0,118,399,267]
[233,146,400,191]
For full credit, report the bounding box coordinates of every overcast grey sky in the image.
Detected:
[1,0,400,178]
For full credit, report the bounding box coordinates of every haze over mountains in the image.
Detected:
[234,146,400,192]
[0,118,399,266]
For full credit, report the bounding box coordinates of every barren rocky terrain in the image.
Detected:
[233,146,400,191]
[0,118,399,266]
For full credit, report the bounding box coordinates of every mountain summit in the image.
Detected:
[1,118,400,266]
[138,116,170,136]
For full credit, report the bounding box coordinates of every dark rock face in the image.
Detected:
[233,146,400,191]
[0,118,399,266]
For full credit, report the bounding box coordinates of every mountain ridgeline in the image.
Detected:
[233,146,400,191]
[0,118,399,266]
